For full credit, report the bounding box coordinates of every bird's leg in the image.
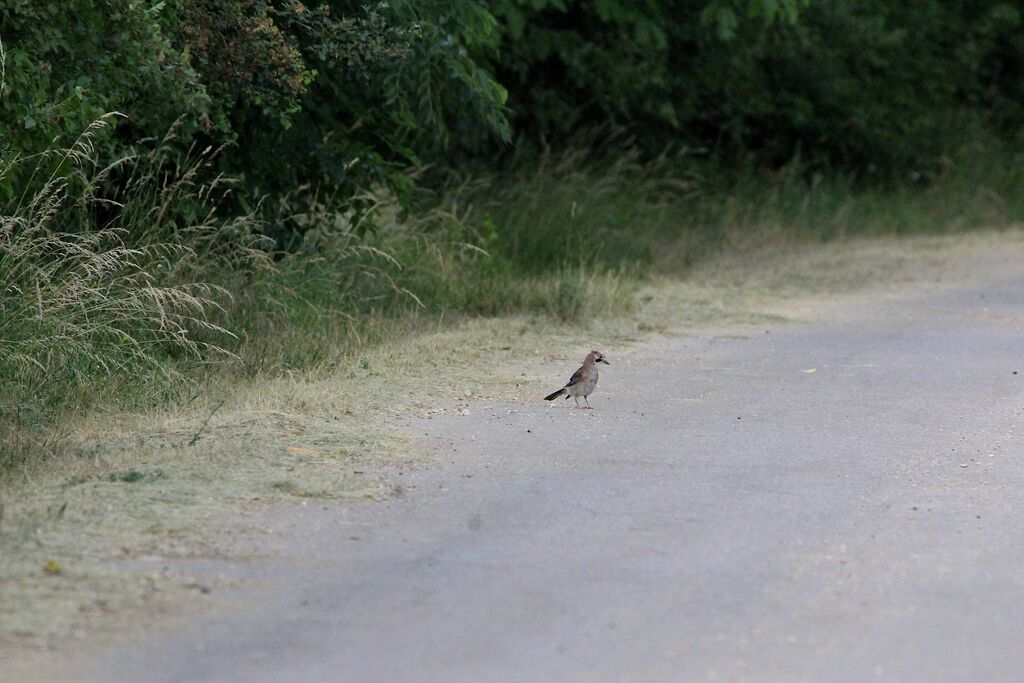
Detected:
[584,396,592,409]
[573,396,580,408]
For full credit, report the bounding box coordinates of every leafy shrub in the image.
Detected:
[0,1,512,225]
[485,0,1024,176]
[0,1,209,191]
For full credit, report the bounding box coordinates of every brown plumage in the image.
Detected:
[543,350,609,408]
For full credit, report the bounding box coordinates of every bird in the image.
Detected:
[544,350,610,408]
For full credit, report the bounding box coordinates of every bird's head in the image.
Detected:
[589,350,610,365]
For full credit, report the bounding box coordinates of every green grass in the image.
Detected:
[3,117,1024,474]
[0,117,242,466]
[452,139,1024,276]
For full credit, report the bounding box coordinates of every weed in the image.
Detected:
[107,469,163,484]
[270,480,299,495]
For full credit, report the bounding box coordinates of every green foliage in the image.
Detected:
[177,0,317,129]
[486,0,676,140]
[225,0,511,216]
[484,0,1024,176]
[701,0,810,39]
[0,1,512,218]
[5,0,1024,211]
[0,1,208,196]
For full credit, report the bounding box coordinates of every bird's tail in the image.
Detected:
[544,388,566,401]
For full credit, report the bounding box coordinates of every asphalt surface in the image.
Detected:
[43,255,1024,680]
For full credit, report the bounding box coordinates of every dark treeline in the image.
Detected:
[3,0,1023,222]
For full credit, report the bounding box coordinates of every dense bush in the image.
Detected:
[486,0,1024,175]
[0,0,511,219]
[5,0,1022,219]
[0,1,207,199]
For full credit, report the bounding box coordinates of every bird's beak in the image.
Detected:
[601,359,610,365]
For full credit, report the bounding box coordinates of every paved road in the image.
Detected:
[71,256,1024,680]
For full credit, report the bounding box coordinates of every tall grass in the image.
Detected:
[4,111,1024,471]
[448,137,1024,277]
[222,183,638,377]
[0,118,255,467]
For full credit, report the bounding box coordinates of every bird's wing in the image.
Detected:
[565,365,585,387]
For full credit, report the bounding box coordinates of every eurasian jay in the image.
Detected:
[544,350,609,408]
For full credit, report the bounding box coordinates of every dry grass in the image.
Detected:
[0,116,269,471]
